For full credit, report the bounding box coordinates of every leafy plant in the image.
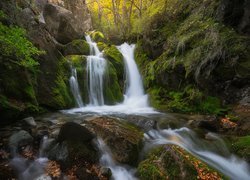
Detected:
[0,11,43,69]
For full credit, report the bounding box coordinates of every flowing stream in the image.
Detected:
[97,138,137,180]
[144,127,250,180]
[64,38,250,180]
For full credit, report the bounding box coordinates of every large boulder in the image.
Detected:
[85,117,144,165]
[43,3,82,44]
[47,122,97,169]
[48,0,92,33]
[8,130,33,153]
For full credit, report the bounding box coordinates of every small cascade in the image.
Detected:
[97,138,137,180]
[85,35,107,106]
[10,136,50,180]
[69,66,84,107]
[117,43,149,108]
[144,128,250,180]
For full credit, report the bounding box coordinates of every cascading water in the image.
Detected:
[144,128,250,180]
[86,35,106,106]
[117,43,149,108]
[64,41,156,114]
[97,138,137,180]
[10,136,50,180]
[69,66,84,107]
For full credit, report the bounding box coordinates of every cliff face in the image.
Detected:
[0,0,92,123]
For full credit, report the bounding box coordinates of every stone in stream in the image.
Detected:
[23,117,37,127]
[85,116,144,166]
[47,122,98,170]
[8,130,33,153]
[57,122,95,143]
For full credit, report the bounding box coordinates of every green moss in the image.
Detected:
[97,42,107,51]
[103,45,124,80]
[63,40,90,55]
[138,146,198,180]
[89,31,105,42]
[231,136,250,161]
[24,85,37,103]
[138,159,166,180]
[149,85,226,114]
[0,14,43,69]
[103,62,123,104]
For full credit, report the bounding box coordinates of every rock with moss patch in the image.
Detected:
[62,39,90,56]
[86,116,143,166]
[231,135,250,163]
[138,145,222,180]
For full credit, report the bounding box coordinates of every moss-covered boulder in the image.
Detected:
[103,45,124,86]
[86,116,144,166]
[103,61,123,104]
[231,136,250,163]
[42,56,73,109]
[138,145,222,180]
[65,55,88,103]
[62,39,90,56]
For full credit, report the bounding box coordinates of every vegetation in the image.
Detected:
[0,11,43,69]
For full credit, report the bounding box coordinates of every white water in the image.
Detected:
[144,128,250,180]
[97,138,137,180]
[10,136,50,180]
[86,35,107,106]
[64,41,156,115]
[69,67,84,107]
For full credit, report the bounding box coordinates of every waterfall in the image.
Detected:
[117,43,149,108]
[86,35,107,106]
[69,66,84,107]
[64,40,157,114]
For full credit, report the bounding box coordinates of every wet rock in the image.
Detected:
[8,130,33,153]
[47,141,68,162]
[57,122,95,143]
[189,116,220,132]
[23,117,37,127]
[100,167,112,178]
[48,122,98,169]
[138,145,222,180]
[86,116,144,165]
[76,167,99,180]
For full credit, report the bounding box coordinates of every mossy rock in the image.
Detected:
[65,55,88,103]
[46,57,73,109]
[231,136,250,162]
[63,39,90,56]
[103,45,124,83]
[89,31,105,42]
[86,116,144,166]
[103,61,123,104]
[138,145,223,180]
[97,42,108,51]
